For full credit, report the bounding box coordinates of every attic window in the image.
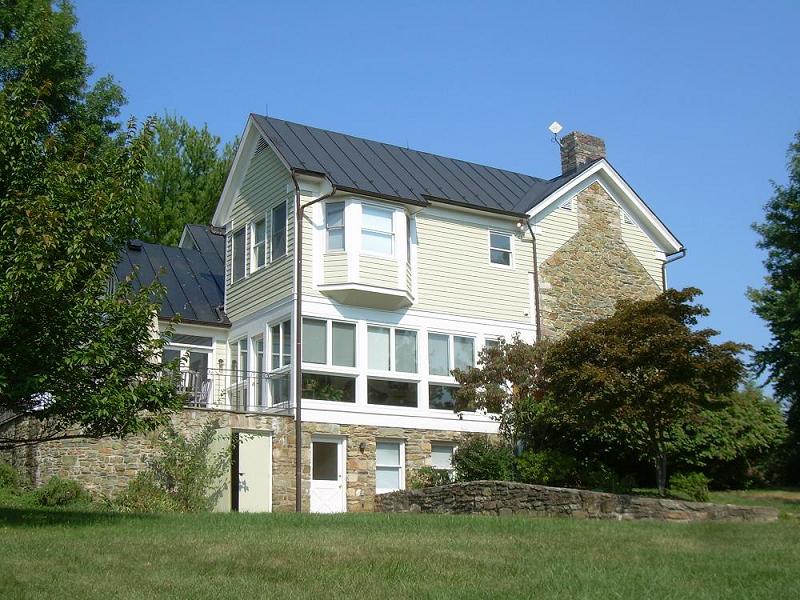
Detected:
[560,198,573,211]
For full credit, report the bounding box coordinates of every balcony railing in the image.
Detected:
[164,368,292,413]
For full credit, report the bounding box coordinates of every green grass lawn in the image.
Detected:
[709,488,800,519]
[1,496,798,600]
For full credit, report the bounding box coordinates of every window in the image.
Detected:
[489,231,512,266]
[269,320,291,405]
[428,332,475,376]
[361,205,394,256]
[254,336,265,407]
[560,198,573,211]
[302,373,355,403]
[484,337,501,350]
[271,202,287,260]
[621,209,633,225]
[252,218,266,270]
[232,227,246,282]
[229,339,249,409]
[429,384,458,410]
[367,379,417,407]
[326,201,345,251]
[376,441,404,494]
[302,318,356,368]
[368,326,417,373]
[430,444,455,478]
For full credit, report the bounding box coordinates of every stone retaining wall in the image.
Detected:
[375,480,778,522]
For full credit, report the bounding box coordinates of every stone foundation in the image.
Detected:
[0,411,474,512]
[375,480,778,522]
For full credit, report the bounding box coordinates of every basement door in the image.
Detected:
[310,438,346,513]
[233,432,272,512]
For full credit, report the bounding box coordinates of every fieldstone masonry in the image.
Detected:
[539,182,661,337]
[375,480,778,522]
[0,410,468,512]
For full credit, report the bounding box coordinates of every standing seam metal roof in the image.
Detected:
[253,115,578,215]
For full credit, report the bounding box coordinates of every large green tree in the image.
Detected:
[138,114,236,246]
[748,132,800,481]
[0,0,181,448]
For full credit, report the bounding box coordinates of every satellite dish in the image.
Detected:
[548,121,563,135]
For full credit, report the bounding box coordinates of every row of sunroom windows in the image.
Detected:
[225,318,499,410]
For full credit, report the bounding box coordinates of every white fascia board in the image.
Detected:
[526,159,683,254]
[212,117,261,227]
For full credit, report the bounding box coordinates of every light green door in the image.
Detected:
[237,432,271,512]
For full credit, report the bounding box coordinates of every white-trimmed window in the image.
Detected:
[326,201,345,251]
[301,318,357,403]
[253,335,265,407]
[361,204,394,256]
[367,326,417,373]
[271,202,287,261]
[428,332,475,376]
[232,227,246,282]
[252,218,266,270]
[376,440,405,494]
[431,443,455,477]
[484,337,501,350]
[269,319,291,405]
[489,231,512,266]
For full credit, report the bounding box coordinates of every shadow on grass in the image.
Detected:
[0,506,157,528]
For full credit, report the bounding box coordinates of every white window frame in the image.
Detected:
[430,443,456,478]
[251,216,267,272]
[253,334,266,407]
[366,324,419,376]
[488,230,513,268]
[427,331,476,381]
[360,203,395,258]
[325,201,346,253]
[231,226,247,283]
[375,439,406,494]
[301,317,358,371]
[271,200,288,261]
[268,318,292,406]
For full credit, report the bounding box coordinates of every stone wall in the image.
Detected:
[375,480,778,523]
[539,182,661,338]
[0,411,474,512]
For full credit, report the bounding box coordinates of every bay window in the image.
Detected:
[326,201,345,251]
[361,205,394,256]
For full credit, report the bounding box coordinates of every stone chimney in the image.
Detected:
[560,131,606,174]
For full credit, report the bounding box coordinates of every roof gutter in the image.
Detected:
[661,247,687,292]
[292,170,336,513]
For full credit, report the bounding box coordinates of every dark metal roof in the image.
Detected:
[253,115,577,216]
[115,236,229,327]
[180,224,225,258]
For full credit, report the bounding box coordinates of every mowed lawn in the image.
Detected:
[1,495,798,600]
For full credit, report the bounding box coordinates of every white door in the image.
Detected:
[237,432,271,512]
[310,439,346,513]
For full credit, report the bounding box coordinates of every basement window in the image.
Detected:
[376,441,405,494]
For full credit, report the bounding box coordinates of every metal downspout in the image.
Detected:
[525,220,543,342]
[661,248,687,292]
[292,172,336,513]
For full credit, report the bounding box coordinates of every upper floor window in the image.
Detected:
[232,227,246,282]
[361,205,393,256]
[428,333,475,376]
[489,231,512,266]
[252,218,266,270]
[271,202,287,260]
[326,202,345,251]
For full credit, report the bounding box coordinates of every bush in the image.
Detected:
[582,464,636,494]
[34,476,91,507]
[669,472,711,502]
[452,436,514,482]
[0,461,23,492]
[515,450,578,487]
[408,466,452,489]
[113,473,180,513]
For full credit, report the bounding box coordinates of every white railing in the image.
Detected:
[165,368,291,413]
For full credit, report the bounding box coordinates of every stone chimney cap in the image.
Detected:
[560,131,606,175]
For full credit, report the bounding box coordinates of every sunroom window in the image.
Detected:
[326,201,345,251]
[489,231,512,266]
[301,318,357,403]
[361,205,394,256]
[367,326,417,373]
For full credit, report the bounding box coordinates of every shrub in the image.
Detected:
[408,466,452,489]
[0,461,23,492]
[34,476,91,507]
[113,473,180,513]
[669,472,711,502]
[452,436,514,482]
[582,464,636,494]
[515,450,578,487]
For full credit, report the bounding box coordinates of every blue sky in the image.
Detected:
[75,0,799,370]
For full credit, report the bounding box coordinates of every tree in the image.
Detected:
[748,132,800,482]
[544,288,747,495]
[0,1,182,449]
[138,114,236,246]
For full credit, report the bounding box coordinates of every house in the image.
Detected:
[13,116,685,512]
